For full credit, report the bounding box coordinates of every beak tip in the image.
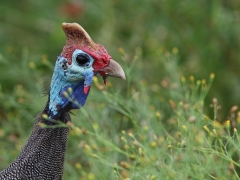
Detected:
[113,64,126,80]
[115,65,126,80]
[120,73,126,80]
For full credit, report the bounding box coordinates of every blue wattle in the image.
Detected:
[60,81,90,109]
[48,80,90,119]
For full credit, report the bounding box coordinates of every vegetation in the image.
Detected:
[1,0,240,179]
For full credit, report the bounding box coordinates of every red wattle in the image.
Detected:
[84,86,91,94]
[104,79,107,86]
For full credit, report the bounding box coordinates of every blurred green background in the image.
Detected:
[1,0,240,179]
[1,0,240,117]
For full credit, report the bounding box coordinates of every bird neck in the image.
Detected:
[0,110,70,179]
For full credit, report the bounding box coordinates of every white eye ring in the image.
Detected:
[72,50,94,67]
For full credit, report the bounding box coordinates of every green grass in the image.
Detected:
[1,0,240,179]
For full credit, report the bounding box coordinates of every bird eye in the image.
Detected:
[75,54,90,66]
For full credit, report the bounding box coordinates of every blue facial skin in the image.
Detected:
[48,50,94,119]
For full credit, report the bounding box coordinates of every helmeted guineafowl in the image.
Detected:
[0,22,126,180]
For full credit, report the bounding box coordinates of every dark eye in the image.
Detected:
[75,54,90,66]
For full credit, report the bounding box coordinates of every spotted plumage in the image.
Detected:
[0,109,70,179]
[0,22,125,179]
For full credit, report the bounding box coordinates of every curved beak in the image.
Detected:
[98,59,126,80]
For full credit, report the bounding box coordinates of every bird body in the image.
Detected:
[0,111,70,179]
[0,22,125,179]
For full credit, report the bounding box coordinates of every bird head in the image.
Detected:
[48,23,126,119]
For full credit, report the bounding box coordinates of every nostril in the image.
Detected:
[62,62,68,70]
